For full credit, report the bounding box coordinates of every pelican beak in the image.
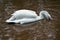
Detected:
[47,17,53,21]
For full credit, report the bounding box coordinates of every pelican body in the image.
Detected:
[6,9,52,24]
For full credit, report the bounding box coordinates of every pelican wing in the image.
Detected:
[11,9,38,19]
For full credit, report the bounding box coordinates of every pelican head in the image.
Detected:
[39,11,53,20]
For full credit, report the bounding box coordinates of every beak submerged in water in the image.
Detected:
[47,17,53,21]
[41,11,53,21]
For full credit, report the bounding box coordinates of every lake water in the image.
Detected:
[0,0,60,40]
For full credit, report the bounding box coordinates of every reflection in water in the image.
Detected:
[0,0,60,40]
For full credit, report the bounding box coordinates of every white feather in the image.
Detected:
[6,9,53,24]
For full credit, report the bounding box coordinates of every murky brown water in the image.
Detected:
[0,0,60,40]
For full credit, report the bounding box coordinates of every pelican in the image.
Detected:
[5,9,53,24]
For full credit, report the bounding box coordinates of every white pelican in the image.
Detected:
[5,9,53,24]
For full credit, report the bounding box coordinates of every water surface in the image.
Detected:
[0,0,60,40]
